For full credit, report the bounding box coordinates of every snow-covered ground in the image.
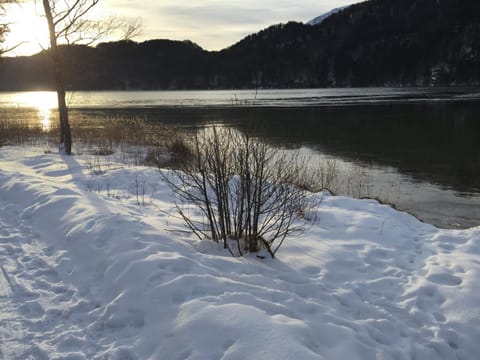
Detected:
[0,146,479,359]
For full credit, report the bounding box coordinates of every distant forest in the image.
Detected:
[1,0,479,90]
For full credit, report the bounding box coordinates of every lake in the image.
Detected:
[1,88,479,228]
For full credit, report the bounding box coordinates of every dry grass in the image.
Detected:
[0,109,192,166]
[0,108,401,205]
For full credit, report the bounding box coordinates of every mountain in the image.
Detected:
[1,0,479,90]
[307,6,349,26]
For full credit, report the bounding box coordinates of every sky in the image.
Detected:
[3,0,361,56]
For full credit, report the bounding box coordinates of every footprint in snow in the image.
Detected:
[435,234,468,245]
[302,265,322,276]
[427,273,463,286]
[19,300,44,318]
[433,312,447,323]
[438,243,455,253]
[43,246,55,256]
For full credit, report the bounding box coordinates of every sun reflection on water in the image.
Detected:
[15,92,57,131]
[39,107,52,131]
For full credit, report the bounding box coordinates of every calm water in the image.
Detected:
[1,88,480,228]
[1,88,480,108]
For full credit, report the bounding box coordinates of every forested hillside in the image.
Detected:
[1,0,479,90]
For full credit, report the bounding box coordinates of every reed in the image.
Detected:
[0,109,191,166]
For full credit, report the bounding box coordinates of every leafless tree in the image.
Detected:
[118,16,142,41]
[39,0,142,155]
[0,9,6,54]
[0,0,16,55]
[163,126,320,258]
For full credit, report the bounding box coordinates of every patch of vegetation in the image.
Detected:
[162,126,321,258]
[0,110,191,165]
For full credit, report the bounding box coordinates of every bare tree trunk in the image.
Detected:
[42,0,72,155]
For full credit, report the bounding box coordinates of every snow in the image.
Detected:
[0,146,479,359]
[307,6,349,26]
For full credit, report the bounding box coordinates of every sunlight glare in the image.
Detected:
[3,2,50,56]
[39,107,52,132]
[16,91,57,131]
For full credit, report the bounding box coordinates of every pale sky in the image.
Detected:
[4,0,361,56]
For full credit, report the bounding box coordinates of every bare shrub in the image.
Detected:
[162,126,320,258]
[166,136,192,162]
[144,146,165,166]
[143,133,192,168]
[134,172,147,206]
[92,138,114,156]
[332,162,373,198]
[316,156,339,191]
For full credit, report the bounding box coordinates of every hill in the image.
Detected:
[1,0,479,90]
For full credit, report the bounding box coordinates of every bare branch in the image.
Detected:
[162,126,320,258]
[119,16,143,40]
[52,0,82,26]
[0,0,19,55]
[53,0,100,42]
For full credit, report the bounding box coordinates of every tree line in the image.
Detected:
[2,0,480,93]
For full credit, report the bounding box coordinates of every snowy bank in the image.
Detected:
[0,146,479,359]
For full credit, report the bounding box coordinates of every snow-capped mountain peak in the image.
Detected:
[307,6,349,26]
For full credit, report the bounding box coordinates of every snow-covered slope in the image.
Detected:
[307,6,349,26]
[0,146,479,359]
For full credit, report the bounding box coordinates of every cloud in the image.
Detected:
[5,0,361,55]
[102,0,361,50]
